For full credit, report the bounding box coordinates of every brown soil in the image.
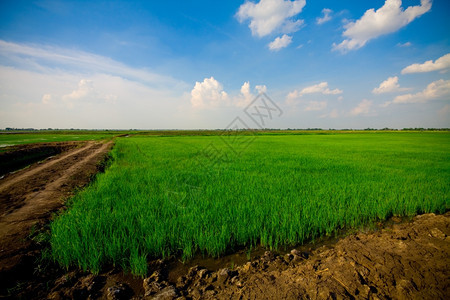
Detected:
[0,141,113,296]
[0,142,79,177]
[0,142,448,299]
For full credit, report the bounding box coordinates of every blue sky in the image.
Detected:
[0,0,449,129]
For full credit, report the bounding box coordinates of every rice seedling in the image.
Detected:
[50,132,450,275]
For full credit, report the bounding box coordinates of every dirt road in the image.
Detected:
[0,141,113,292]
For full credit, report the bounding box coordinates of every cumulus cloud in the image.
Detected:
[190,77,229,108]
[233,81,253,108]
[287,82,343,100]
[401,53,450,74]
[333,0,431,52]
[234,82,267,107]
[304,101,327,111]
[350,99,373,116]
[392,79,450,104]
[63,79,95,101]
[236,0,306,37]
[268,34,292,51]
[190,78,267,109]
[316,8,332,25]
[372,76,408,94]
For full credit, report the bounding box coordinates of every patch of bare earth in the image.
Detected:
[0,141,113,297]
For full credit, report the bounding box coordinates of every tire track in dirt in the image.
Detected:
[0,142,99,217]
[0,141,113,277]
[0,142,93,193]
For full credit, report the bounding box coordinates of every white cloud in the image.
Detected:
[190,77,229,108]
[255,85,267,93]
[392,79,450,104]
[300,82,343,95]
[316,8,332,25]
[63,79,94,101]
[372,76,408,94]
[350,99,373,116]
[0,66,187,129]
[190,78,267,109]
[0,40,185,89]
[233,81,253,108]
[286,91,299,101]
[41,94,51,104]
[0,40,195,129]
[234,82,267,107]
[60,79,118,108]
[268,34,292,51]
[236,0,306,37]
[287,82,343,100]
[397,42,412,47]
[333,0,431,52]
[401,53,450,74]
[304,101,327,111]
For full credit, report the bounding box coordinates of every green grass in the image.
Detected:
[50,132,450,275]
[0,132,122,148]
[0,129,312,148]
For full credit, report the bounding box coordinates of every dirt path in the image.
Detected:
[0,143,89,192]
[0,141,113,284]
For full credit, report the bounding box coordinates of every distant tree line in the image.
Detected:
[2,127,449,132]
[2,128,124,131]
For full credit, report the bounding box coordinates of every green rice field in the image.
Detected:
[0,131,120,148]
[49,132,450,275]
